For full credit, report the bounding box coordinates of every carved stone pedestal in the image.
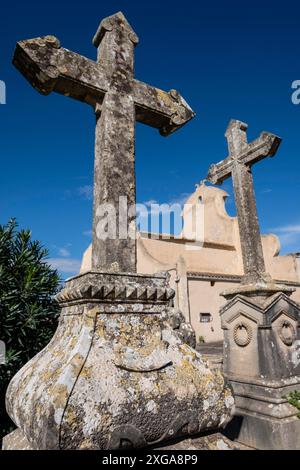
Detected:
[4,271,234,450]
[221,287,300,449]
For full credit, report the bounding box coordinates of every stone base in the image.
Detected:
[221,289,300,450]
[222,280,295,300]
[224,375,300,449]
[3,427,246,451]
[225,413,300,450]
[198,340,223,372]
[2,428,33,450]
[4,270,234,450]
[156,431,248,450]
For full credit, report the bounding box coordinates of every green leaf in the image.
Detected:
[0,219,60,439]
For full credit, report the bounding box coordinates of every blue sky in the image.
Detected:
[0,0,300,279]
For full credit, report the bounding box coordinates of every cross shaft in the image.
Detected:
[207,119,281,285]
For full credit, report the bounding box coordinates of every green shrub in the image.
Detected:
[0,219,60,440]
[287,390,300,418]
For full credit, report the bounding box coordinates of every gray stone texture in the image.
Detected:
[5,272,234,449]
[207,118,300,449]
[222,292,300,449]
[4,12,234,450]
[13,12,195,273]
[207,119,281,287]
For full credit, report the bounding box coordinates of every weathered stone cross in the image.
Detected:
[13,11,195,273]
[206,119,281,286]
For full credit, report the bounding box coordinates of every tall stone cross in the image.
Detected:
[206,119,281,286]
[13,11,195,273]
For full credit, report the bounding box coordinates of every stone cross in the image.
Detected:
[13,11,195,273]
[206,119,281,285]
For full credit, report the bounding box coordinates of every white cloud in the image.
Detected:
[48,258,81,274]
[78,185,93,200]
[79,192,191,236]
[169,192,190,207]
[270,224,300,250]
[136,192,189,234]
[83,230,92,237]
[261,188,272,194]
[58,247,70,257]
[139,193,189,214]
[143,199,157,207]
[272,224,300,234]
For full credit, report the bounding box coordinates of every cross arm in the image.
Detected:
[206,155,233,185]
[13,36,108,105]
[133,82,195,136]
[13,36,195,136]
[206,131,281,185]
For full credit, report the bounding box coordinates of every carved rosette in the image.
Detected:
[233,321,253,347]
[278,319,296,347]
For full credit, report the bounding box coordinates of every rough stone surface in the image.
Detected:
[206,119,281,288]
[7,11,234,451]
[3,428,248,451]
[175,256,191,324]
[168,308,196,349]
[13,11,195,273]
[2,428,33,450]
[221,284,300,449]
[205,118,300,449]
[5,271,234,450]
[155,432,248,450]
[92,13,136,272]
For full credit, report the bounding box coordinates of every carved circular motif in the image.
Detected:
[233,322,253,347]
[279,320,296,347]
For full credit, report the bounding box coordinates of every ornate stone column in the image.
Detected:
[206,119,300,449]
[221,287,300,449]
